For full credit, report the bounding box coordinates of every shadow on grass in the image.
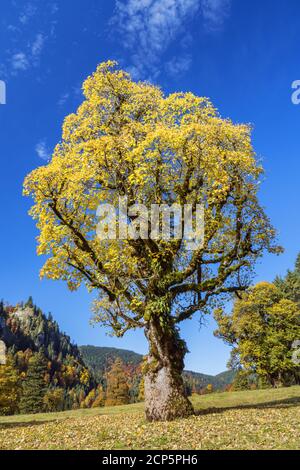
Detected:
[195,396,300,416]
[0,420,56,429]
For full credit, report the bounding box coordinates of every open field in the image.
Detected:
[1,386,300,450]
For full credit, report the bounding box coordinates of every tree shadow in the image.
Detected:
[0,419,58,429]
[195,396,300,416]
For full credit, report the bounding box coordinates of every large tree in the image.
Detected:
[24,61,279,421]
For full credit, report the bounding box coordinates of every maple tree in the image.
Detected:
[24,61,279,420]
[214,282,300,387]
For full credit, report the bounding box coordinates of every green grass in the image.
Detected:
[0,401,144,425]
[192,385,300,410]
[1,386,300,450]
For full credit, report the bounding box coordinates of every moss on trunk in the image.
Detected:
[144,317,194,421]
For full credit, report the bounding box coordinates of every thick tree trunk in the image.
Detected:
[144,318,194,421]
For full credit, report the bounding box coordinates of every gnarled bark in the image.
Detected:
[144,318,194,421]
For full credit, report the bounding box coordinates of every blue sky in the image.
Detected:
[0,0,299,374]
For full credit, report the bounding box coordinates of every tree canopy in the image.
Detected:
[24,61,280,334]
[24,60,280,420]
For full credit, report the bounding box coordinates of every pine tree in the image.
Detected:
[0,356,20,415]
[19,351,47,414]
[274,252,300,306]
[231,370,252,391]
[25,296,34,308]
[105,358,130,406]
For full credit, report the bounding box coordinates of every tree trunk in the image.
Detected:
[144,317,194,421]
[270,372,285,388]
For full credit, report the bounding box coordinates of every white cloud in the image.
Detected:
[8,34,45,75]
[58,92,70,106]
[19,3,37,25]
[116,0,199,52]
[3,2,58,77]
[112,0,200,78]
[11,53,29,71]
[111,0,231,79]
[165,54,192,77]
[31,33,45,57]
[35,141,51,161]
[57,85,82,108]
[51,3,59,15]
[201,0,231,31]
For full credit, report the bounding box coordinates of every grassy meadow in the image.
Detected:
[1,386,300,450]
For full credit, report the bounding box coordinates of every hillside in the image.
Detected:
[0,299,97,412]
[80,345,235,391]
[0,300,81,361]
[1,386,300,450]
[79,345,142,380]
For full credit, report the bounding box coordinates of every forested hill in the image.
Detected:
[0,298,97,412]
[0,298,81,361]
[79,345,142,379]
[79,345,235,391]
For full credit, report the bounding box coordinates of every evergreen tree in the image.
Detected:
[105,358,130,406]
[274,252,300,306]
[19,351,47,414]
[25,296,34,309]
[0,356,20,415]
[231,370,252,391]
[0,300,4,316]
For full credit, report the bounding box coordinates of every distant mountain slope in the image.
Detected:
[1,302,81,362]
[215,369,236,386]
[0,299,97,411]
[80,345,235,390]
[79,345,142,380]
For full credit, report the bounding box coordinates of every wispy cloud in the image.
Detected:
[165,54,192,77]
[19,3,37,25]
[111,0,200,79]
[31,33,45,58]
[201,0,231,31]
[11,53,29,72]
[111,0,231,80]
[58,92,70,107]
[57,85,82,108]
[9,33,45,75]
[35,141,51,161]
[2,2,58,77]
